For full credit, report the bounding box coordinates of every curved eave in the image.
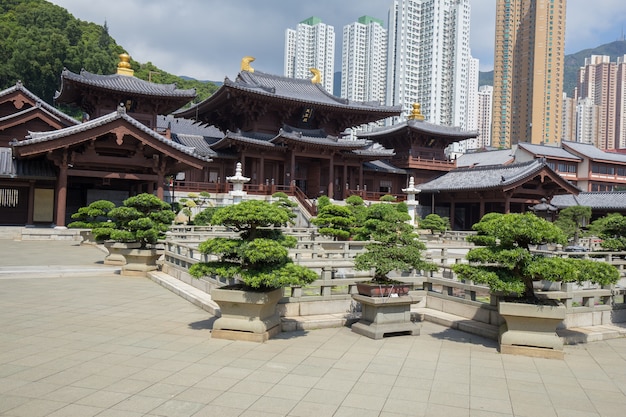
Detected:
[419,161,580,195]
[210,133,278,151]
[359,120,478,140]
[13,110,211,168]
[272,133,371,150]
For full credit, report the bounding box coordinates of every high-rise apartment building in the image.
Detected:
[466,56,480,133]
[577,55,626,149]
[386,0,471,127]
[341,16,387,104]
[284,17,335,93]
[492,0,567,148]
[476,85,494,148]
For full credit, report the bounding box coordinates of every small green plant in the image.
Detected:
[178,191,212,224]
[67,200,115,229]
[354,203,437,282]
[92,193,175,248]
[419,213,450,234]
[311,203,356,241]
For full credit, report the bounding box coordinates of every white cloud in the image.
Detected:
[48,0,626,79]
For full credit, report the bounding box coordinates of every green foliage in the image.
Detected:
[589,213,626,251]
[379,194,397,202]
[92,193,174,248]
[67,199,115,230]
[554,206,592,243]
[272,192,297,223]
[311,204,356,241]
[419,213,450,234]
[0,1,217,105]
[189,200,317,290]
[453,213,619,300]
[316,195,331,210]
[193,207,219,226]
[354,203,437,281]
[177,192,212,224]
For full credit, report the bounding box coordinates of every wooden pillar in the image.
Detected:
[55,165,68,227]
[259,155,265,186]
[359,163,364,191]
[27,181,35,225]
[479,197,485,219]
[450,200,456,231]
[156,172,164,200]
[290,151,295,187]
[343,163,348,199]
[504,193,511,214]
[328,154,334,198]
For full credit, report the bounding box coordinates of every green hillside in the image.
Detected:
[479,40,626,95]
[0,0,217,109]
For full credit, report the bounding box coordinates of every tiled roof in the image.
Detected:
[418,160,559,192]
[274,129,372,149]
[13,106,211,162]
[0,82,79,126]
[157,115,223,137]
[456,149,515,167]
[517,142,581,161]
[358,119,478,139]
[551,192,626,210]
[562,140,626,163]
[363,160,407,174]
[224,70,400,113]
[55,69,196,99]
[0,147,56,179]
[211,131,277,149]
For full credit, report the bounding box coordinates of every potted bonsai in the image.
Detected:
[93,193,175,275]
[453,212,619,358]
[351,202,437,339]
[67,199,116,244]
[189,199,317,342]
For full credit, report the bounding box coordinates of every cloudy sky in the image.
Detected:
[48,0,626,82]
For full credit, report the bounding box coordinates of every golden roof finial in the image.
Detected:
[408,103,425,121]
[117,53,134,76]
[310,68,321,84]
[241,56,255,73]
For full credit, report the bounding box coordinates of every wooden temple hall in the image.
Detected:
[0,55,580,228]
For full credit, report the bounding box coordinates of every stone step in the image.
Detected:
[413,307,500,340]
[558,323,626,344]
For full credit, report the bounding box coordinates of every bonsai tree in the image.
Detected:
[589,213,626,251]
[346,195,367,229]
[554,205,591,244]
[178,191,211,224]
[93,193,175,248]
[354,202,437,282]
[453,212,620,301]
[189,200,317,290]
[271,192,297,224]
[67,199,115,229]
[419,213,450,234]
[311,203,356,241]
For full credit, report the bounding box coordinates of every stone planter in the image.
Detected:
[498,300,566,359]
[210,286,283,342]
[103,241,134,266]
[121,246,162,276]
[351,293,422,339]
[356,282,410,297]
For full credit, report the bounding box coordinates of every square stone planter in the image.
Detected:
[351,293,422,339]
[498,300,566,359]
[210,286,283,342]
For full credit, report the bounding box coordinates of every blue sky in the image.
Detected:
[48,0,626,82]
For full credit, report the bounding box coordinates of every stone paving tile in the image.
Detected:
[2,239,626,417]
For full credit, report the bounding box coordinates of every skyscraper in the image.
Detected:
[284,17,335,93]
[492,0,567,148]
[386,0,471,127]
[341,16,387,104]
[576,54,626,149]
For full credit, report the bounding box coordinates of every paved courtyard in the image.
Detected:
[0,239,625,417]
